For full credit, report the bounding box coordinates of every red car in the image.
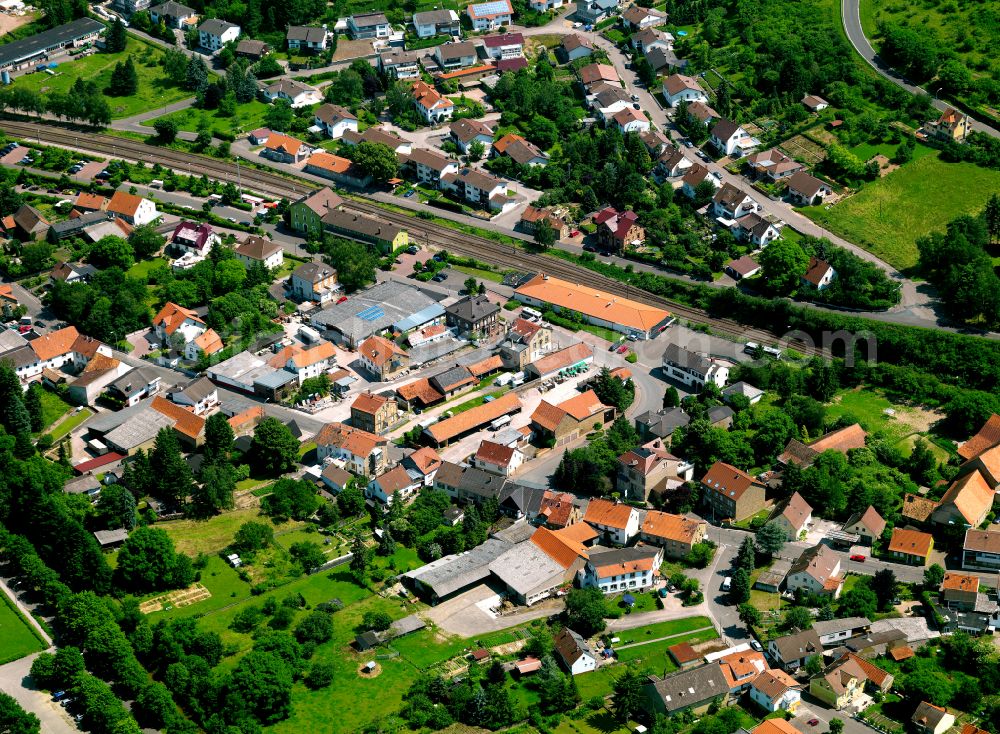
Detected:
[808,720,819,727]
[616,344,629,354]
[336,296,348,304]
[850,554,866,562]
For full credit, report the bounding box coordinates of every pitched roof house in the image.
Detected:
[701,461,765,523]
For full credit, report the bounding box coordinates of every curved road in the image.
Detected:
[841,0,1000,139]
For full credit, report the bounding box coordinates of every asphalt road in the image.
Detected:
[840,0,1000,139]
[0,654,77,734]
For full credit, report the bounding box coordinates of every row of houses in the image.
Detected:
[1,191,159,245]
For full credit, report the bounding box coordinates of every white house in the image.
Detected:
[167,377,219,415]
[661,343,729,390]
[466,0,513,31]
[411,80,454,124]
[314,422,387,477]
[433,40,478,69]
[234,235,283,270]
[149,1,196,29]
[749,670,802,714]
[582,498,640,545]
[449,118,494,155]
[347,12,391,39]
[285,342,336,384]
[786,544,843,598]
[262,79,321,108]
[786,171,832,206]
[482,32,523,60]
[712,183,761,224]
[107,191,158,227]
[198,19,239,51]
[622,5,667,30]
[772,491,812,540]
[711,118,758,157]
[578,545,663,594]
[611,106,650,134]
[530,0,563,10]
[554,628,597,676]
[470,440,524,477]
[313,103,358,139]
[153,301,206,346]
[378,50,421,80]
[366,465,420,505]
[441,168,507,210]
[170,221,218,256]
[409,148,460,187]
[662,74,708,108]
[802,257,836,290]
[286,25,328,53]
[734,213,780,247]
[412,9,460,39]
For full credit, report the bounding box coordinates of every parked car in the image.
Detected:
[616,344,629,354]
[336,295,348,304]
[850,554,866,562]
[406,245,419,254]
[808,720,819,727]
[432,273,447,282]
[683,140,694,148]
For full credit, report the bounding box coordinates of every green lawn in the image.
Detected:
[36,388,71,433]
[451,264,505,283]
[150,554,251,620]
[613,628,718,664]
[126,256,168,280]
[143,99,272,137]
[11,39,192,119]
[0,592,46,664]
[47,406,91,441]
[826,387,937,442]
[801,152,1000,269]
[390,627,470,670]
[612,615,712,646]
[158,507,300,556]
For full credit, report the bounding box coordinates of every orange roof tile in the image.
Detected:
[701,461,759,500]
[751,669,801,700]
[359,335,406,368]
[593,553,656,577]
[268,344,304,369]
[82,353,119,373]
[752,720,802,734]
[265,132,306,156]
[467,355,503,377]
[193,328,223,355]
[888,646,914,661]
[538,490,576,527]
[958,413,1000,460]
[530,399,567,432]
[583,498,635,530]
[352,391,390,416]
[30,325,80,362]
[107,190,145,217]
[531,526,588,569]
[888,527,933,557]
[809,423,868,453]
[781,491,812,531]
[426,391,521,443]
[941,572,979,593]
[641,511,704,544]
[515,274,670,332]
[314,422,386,457]
[153,302,205,336]
[555,522,598,544]
[718,650,766,689]
[150,395,206,440]
[228,406,265,429]
[306,151,353,174]
[967,444,1000,484]
[75,192,107,211]
[475,439,516,467]
[396,377,443,405]
[901,493,939,522]
[291,341,335,369]
[407,446,442,475]
[937,469,993,526]
[557,389,607,422]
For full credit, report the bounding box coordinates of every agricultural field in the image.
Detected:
[0,593,45,664]
[801,152,1000,269]
[11,39,191,118]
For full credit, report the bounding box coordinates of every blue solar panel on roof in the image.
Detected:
[471,0,510,14]
[356,305,385,322]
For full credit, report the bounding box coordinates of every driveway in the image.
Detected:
[422,582,562,637]
[0,654,77,734]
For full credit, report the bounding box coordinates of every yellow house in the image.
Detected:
[809,656,867,710]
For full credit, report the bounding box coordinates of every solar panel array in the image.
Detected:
[356,305,386,322]
[471,0,511,14]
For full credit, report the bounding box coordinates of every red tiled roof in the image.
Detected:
[583,498,634,530]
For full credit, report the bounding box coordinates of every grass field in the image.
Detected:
[0,591,45,664]
[144,99,272,137]
[612,616,712,646]
[614,627,718,664]
[36,388,71,432]
[126,256,168,280]
[12,39,192,119]
[47,406,91,441]
[801,152,1000,270]
[159,508,300,556]
[826,387,940,442]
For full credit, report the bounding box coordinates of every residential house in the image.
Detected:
[586,82,631,121]
[931,469,993,528]
[701,461,766,523]
[286,25,327,53]
[285,342,336,383]
[530,390,615,448]
[798,256,837,290]
[809,655,868,710]
[560,33,594,62]
[412,9,461,38]
[107,367,161,407]
[786,171,831,206]
[184,328,223,362]
[524,341,595,382]
[618,438,694,503]
[579,545,663,593]
[347,12,390,39]
[529,0,562,10]
[593,206,644,251]
[248,128,271,146]
[471,439,524,476]
[963,528,1000,571]
[262,132,312,164]
[722,381,764,405]
[575,0,618,25]
[367,465,419,505]
[410,79,455,124]
[711,118,758,157]
[640,129,672,155]
[643,664,730,715]
[612,106,651,134]
[313,103,358,139]
[358,335,410,380]
[466,0,513,31]
[351,392,399,435]
[445,294,500,337]
[449,118,494,155]
[940,572,980,610]
[843,506,886,546]
[634,406,689,442]
[434,40,478,69]
[149,1,196,29]
[263,78,321,108]
[812,617,871,647]
[746,148,804,181]
[956,444,1000,488]
[106,191,158,226]
[343,127,413,155]
[234,235,283,270]
[662,74,708,107]
[167,376,219,415]
[712,183,760,223]
[582,497,640,545]
[925,108,968,143]
[409,147,459,187]
[578,62,618,89]
[639,510,706,559]
[768,629,822,671]
[733,213,781,247]
[725,256,761,280]
[912,703,955,734]
[554,628,597,675]
[153,301,205,347]
[493,133,550,166]
[534,490,581,528]
[681,163,720,198]
[498,316,553,370]
[289,261,338,304]
[378,50,421,80]
[622,5,667,30]
[749,670,802,714]
[235,39,269,59]
[198,19,239,51]
[717,649,767,694]
[169,221,218,256]
[321,208,407,253]
[773,492,812,540]
[482,32,523,60]
[802,95,829,112]
[314,422,388,476]
[888,527,934,566]
[654,145,694,180]
[66,354,128,406]
[517,207,568,239]
[778,423,867,468]
[662,343,729,390]
[428,365,476,399]
[440,168,509,210]
[402,446,443,486]
[433,460,506,504]
[786,544,844,598]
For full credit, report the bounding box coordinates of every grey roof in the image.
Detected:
[206,350,267,381]
[722,381,763,401]
[94,528,128,546]
[499,482,546,516]
[64,474,101,495]
[0,329,28,355]
[489,540,564,596]
[646,664,729,712]
[812,617,871,637]
[868,617,938,644]
[150,1,194,16]
[555,627,595,666]
[286,25,327,43]
[0,18,104,67]
[430,364,474,392]
[87,396,156,434]
[770,629,822,662]
[254,369,298,389]
[3,345,37,369]
[351,12,388,26]
[172,376,216,403]
[712,118,743,142]
[108,367,160,398]
[388,614,426,637]
[708,405,734,423]
[435,460,505,499]
[491,520,537,544]
[413,8,457,24]
[199,18,238,35]
[49,211,110,238]
[403,537,512,598]
[104,408,174,451]
[912,702,951,729]
[636,407,689,438]
[393,302,446,332]
[446,294,499,324]
[662,343,715,375]
[436,40,477,61]
[586,546,661,575]
[312,280,440,343]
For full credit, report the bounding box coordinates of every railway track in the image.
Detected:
[1,119,816,355]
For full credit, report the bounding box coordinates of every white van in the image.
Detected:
[721,577,732,592]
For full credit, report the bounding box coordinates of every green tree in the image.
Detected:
[923,563,946,589]
[735,536,756,575]
[322,236,377,292]
[305,661,334,689]
[153,118,179,143]
[191,461,235,518]
[0,691,40,734]
[362,610,392,631]
[226,650,294,724]
[738,603,762,627]
[838,585,878,618]
[115,527,193,593]
[150,427,194,506]
[759,238,809,294]
[202,412,235,464]
[185,55,209,93]
[96,484,137,530]
[349,533,370,581]
[612,666,644,722]
[233,521,273,553]
[106,18,128,53]
[872,568,898,611]
[534,220,557,249]
[262,478,320,520]
[24,384,43,433]
[338,483,365,516]
[289,541,325,573]
[728,567,751,604]
[127,225,165,260]
[349,141,398,183]
[783,605,813,631]
[0,182,24,216]
[463,276,478,295]
[755,521,787,555]
[88,235,134,270]
[108,57,138,96]
[19,242,54,274]
[565,587,607,637]
[294,610,333,644]
[829,718,844,734]
[663,386,680,408]
[133,682,176,730]
[985,193,1000,245]
[468,139,486,161]
[249,417,299,477]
